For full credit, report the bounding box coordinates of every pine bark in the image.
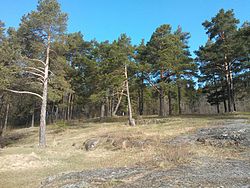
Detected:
[168,90,172,115]
[67,93,71,120]
[112,87,124,116]
[70,94,74,119]
[223,100,227,113]
[31,107,35,127]
[216,103,220,114]
[177,85,181,115]
[39,34,50,147]
[225,57,232,112]
[2,103,9,137]
[125,65,135,126]
[159,69,164,116]
[100,103,105,118]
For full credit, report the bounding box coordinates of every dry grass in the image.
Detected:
[0,114,248,188]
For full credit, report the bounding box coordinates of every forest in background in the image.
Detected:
[0,0,249,146]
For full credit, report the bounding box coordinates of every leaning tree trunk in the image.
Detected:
[125,64,135,126]
[112,88,124,116]
[39,35,50,147]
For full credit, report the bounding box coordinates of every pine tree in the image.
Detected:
[146,24,184,116]
[196,9,249,113]
[201,9,239,112]
[7,0,68,147]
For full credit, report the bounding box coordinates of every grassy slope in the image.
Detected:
[0,113,249,188]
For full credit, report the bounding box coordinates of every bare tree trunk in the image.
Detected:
[138,76,144,115]
[31,106,35,128]
[112,86,125,116]
[70,94,74,119]
[39,35,50,147]
[50,104,55,124]
[216,103,220,114]
[2,103,9,137]
[230,73,236,112]
[159,88,164,116]
[177,84,181,115]
[110,91,114,116]
[168,90,172,115]
[138,88,144,115]
[125,65,135,126]
[67,93,71,121]
[225,56,231,112]
[223,100,227,113]
[100,103,105,118]
[55,106,59,122]
[159,69,164,116]
[105,90,110,117]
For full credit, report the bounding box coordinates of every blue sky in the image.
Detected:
[0,0,249,56]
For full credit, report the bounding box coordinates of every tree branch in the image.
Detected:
[37,78,45,84]
[50,49,58,56]
[143,74,161,94]
[26,67,45,75]
[23,57,46,66]
[25,71,45,79]
[6,89,43,100]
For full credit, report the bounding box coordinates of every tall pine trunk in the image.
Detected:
[159,69,164,116]
[100,103,105,118]
[223,99,227,113]
[230,73,236,111]
[225,56,232,112]
[216,103,220,114]
[177,84,181,115]
[55,106,59,122]
[159,87,164,116]
[138,76,144,115]
[31,106,35,127]
[70,94,74,119]
[125,65,135,126]
[105,89,111,117]
[67,93,72,120]
[2,103,9,137]
[39,35,50,147]
[168,90,172,115]
[138,87,144,115]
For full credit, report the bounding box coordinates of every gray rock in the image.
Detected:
[84,138,99,151]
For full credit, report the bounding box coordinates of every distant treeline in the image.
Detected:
[0,1,249,132]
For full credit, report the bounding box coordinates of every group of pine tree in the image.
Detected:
[0,0,249,146]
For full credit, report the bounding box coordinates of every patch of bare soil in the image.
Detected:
[41,119,250,188]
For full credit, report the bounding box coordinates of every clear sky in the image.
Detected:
[0,0,249,56]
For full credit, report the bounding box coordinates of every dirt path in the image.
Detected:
[41,119,250,188]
